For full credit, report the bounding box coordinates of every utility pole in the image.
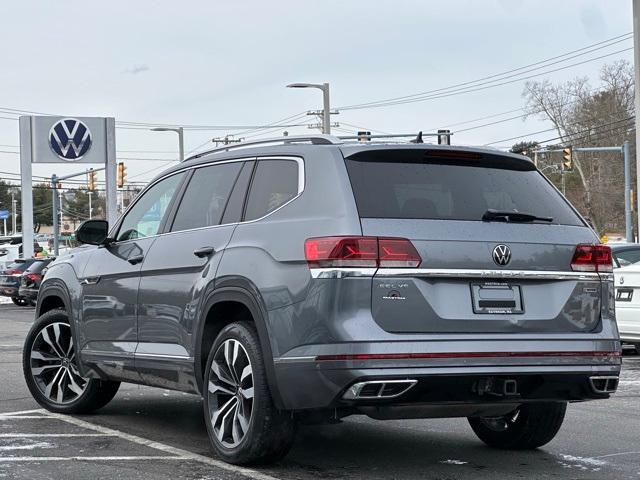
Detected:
[88,191,93,220]
[11,191,16,234]
[634,0,640,239]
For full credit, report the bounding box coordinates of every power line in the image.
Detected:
[491,116,635,148]
[341,47,632,111]
[338,33,633,111]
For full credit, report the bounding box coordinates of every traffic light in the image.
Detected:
[87,169,97,191]
[117,162,127,188]
[562,147,573,171]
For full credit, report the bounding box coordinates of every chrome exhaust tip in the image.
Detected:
[343,379,418,400]
[589,376,619,394]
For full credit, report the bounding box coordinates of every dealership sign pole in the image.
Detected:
[19,116,116,258]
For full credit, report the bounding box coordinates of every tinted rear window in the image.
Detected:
[25,260,51,273]
[345,154,583,226]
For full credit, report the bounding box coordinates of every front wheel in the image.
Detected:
[22,309,120,414]
[468,402,567,450]
[203,321,295,465]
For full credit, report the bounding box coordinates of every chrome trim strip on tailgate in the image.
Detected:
[375,268,600,280]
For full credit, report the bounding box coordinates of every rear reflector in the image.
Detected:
[305,236,421,268]
[571,244,613,273]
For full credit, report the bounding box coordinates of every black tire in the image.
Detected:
[22,309,120,414]
[468,402,567,450]
[203,321,295,465]
[12,296,29,307]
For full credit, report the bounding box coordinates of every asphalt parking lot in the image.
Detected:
[1,304,639,480]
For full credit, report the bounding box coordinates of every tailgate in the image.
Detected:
[367,219,602,334]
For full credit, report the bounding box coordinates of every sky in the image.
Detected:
[0,0,634,185]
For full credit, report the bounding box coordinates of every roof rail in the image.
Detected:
[185,134,342,161]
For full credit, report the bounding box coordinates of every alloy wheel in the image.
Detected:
[30,322,87,404]
[207,338,254,448]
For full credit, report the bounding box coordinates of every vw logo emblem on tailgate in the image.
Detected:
[49,118,92,161]
[492,244,512,266]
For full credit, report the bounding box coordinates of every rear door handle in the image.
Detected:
[127,254,145,265]
[193,246,215,258]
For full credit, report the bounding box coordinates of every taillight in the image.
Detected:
[25,273,42,283]
[378,238,422,267]
[570,244,612,273]
[304,236,421,268]
[4,268,22,276]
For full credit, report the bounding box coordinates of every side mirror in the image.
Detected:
[76,220,110,246]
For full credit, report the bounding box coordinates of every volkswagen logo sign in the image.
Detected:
[492,244,512,266]
[49,118,92,161]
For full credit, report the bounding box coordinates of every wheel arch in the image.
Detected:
[195,285,284,409]
[36,280,90,376]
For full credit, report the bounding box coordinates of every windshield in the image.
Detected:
[345,154,584,226]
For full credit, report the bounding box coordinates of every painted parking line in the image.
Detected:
[0,409,48,416]
[0,434,117,438]
[0,409,282,480]
[0,416,51,420]
[0,456,185,462]
[46,411,282,480]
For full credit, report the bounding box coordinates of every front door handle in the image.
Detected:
[193,246,215,258]
[127,254,145,265]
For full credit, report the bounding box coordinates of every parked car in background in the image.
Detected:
[0,258,37,306]
[613,262,640,353]
[18,258,54,305]
[610,243,640,268]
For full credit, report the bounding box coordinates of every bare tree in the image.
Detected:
[523,60,634,233]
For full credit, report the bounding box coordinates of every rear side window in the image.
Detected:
[244,160,299,221]
[614,248,640,267]
[171,162,242,232]
[345,154,583,226]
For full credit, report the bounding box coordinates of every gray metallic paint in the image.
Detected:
[35,143,622,414]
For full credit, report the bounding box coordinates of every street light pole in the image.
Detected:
[151,127,184,161]
[286,82,332,134]
[634,0,640,239]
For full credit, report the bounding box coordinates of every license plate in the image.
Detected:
[471,282,524,314]
[616,288,633,302]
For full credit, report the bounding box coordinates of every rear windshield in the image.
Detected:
[345,154,584,226]
[25,260,50,273]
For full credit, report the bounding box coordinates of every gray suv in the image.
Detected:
[22,136,621,465]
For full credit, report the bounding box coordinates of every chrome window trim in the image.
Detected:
[109,155,305,243]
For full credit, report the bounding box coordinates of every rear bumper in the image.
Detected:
[0,285,18,297]
[614,306,640,343]
[18,287,38,301]
[273,340,621,411]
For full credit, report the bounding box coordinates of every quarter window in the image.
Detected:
[244,160,299,221]
[116,173,184,241]
[171,162,242,232]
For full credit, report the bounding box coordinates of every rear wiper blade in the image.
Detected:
[482,209,553,223]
